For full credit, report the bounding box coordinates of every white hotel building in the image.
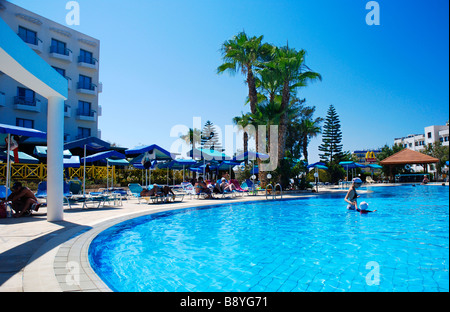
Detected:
[0,0,102,142]
[394,123,449,173]
[394,124,449,152]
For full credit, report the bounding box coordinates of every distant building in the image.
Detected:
[352,149,381,165]
[0,0,102,142]
[394,124,449,152]
[394,123,449,173]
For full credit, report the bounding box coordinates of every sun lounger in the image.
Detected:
[230,179,247,196]
[214,180,238,198]
[128,183,144,203]
[242,179,265,195]
[35,181,73,208]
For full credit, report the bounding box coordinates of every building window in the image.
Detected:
[52,66,66,77]
[51,38,69,55]
[16,87,35,105]
[427,132,432,139]
[78,101,92,116]
[79,49,95,64]
[78,75,94,90]
[18,26,38,45]
[77,127,91,139]
[16,118,34,129]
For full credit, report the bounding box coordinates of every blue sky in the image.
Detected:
[9,0,450,163]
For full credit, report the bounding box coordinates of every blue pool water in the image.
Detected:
[89,185,449,292]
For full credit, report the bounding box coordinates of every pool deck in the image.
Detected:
[0,183,447,292]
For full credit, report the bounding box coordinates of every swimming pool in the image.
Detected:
[89,185,449,292]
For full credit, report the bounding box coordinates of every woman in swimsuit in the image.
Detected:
[345,178,362,210]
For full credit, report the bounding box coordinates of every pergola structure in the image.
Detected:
[380,148,439,179]
[0,17,67,221]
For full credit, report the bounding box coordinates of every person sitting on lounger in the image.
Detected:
[195,178,212,198]
[219,177,236,192]
[141,184,175,197]
[7,182,40,218]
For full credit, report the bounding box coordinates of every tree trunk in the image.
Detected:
[302,136,308,164]
[243,131,248,165]
[247,68,258,114]
[277,80,290,172]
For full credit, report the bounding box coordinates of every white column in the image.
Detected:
[46,96,65,222]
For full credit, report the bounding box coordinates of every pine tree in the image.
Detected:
[318,105,343,163]
[201,121,224,152]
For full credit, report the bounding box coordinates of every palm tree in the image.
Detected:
[217,31,272,114]
[263,46,322,170]
[180,128,201,151]
[299,118,322,163]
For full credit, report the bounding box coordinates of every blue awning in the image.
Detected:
[126,144,173,161]
[187,148,231,161]
[34,146,72,158]
[234,151,270,161]
[1,150,39,164]
[64,156,80,168]
[0,123,47,139]
[81,150,126,163]
[64,136,111,152]
[307,162,328,169]
[159,159,197,170]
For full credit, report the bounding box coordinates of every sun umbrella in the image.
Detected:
[1,150,39,164]
[81,150,126,194]
[187,148,231,177]
[64,136,111,196]
[126,145,174,187]
[0,123,46,198]
[234,151,269,179]
[307,162,328,192]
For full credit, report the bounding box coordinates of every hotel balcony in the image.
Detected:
[64,104,72,118]
[18,34,43,54]
[77,82,97,96]
[66,76,73,90]
[76,109,97,122]
[13,96,41,112]
[49,46,73,62]
[0,91,5,107]
[78,55,99,70]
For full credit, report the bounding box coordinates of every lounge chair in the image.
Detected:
[35,181,73,209]
[69,180,82,195]
[230,179,248,196]
[128,183,144,203]
[366,176,375,184]
[214,179,238,198]
[181,182,211,199]
[242,179,265,195]
[0,186,12,199]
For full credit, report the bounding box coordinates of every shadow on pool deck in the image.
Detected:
[0,217,91,289]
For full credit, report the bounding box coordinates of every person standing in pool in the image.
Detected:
[345,178,362,210]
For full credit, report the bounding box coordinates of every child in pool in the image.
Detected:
[357,201,376,214]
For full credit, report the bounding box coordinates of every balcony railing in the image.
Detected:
[76,109,96,117]
[14,96,37,106]
[77,82,96,91]
[78,55,98,65]
[18,33,43,46]
[50,45,72,56]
